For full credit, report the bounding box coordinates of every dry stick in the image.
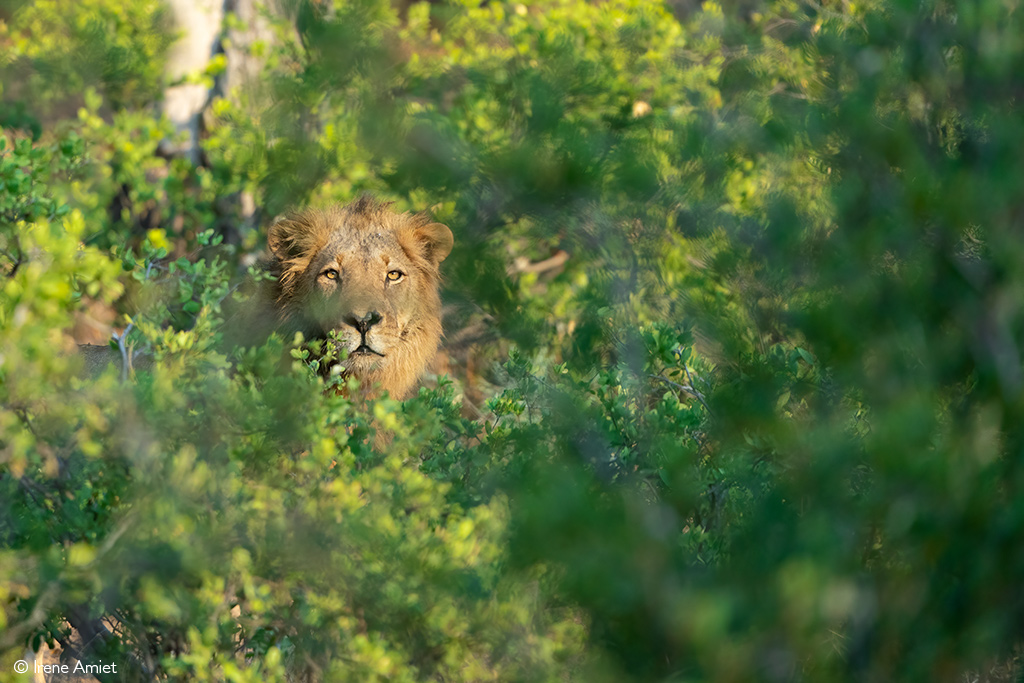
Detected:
[507,249,570,275]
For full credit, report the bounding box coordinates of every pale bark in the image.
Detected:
[223,0,279,102]
[160,0,226,164]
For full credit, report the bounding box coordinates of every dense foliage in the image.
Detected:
[2,0,1024,680]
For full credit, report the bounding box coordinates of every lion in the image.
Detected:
[74,197,452,398]
[239,196,454,400]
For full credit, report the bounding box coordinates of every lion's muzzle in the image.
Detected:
[342,309,387,357]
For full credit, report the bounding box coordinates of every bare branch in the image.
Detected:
[649,374,712,415]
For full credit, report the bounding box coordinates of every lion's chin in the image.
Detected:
[340,351,387,374]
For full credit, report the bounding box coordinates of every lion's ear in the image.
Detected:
[267,220,298,261]
[414,222,454,266]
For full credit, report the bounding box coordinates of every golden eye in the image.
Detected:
[322,269,339,281]
[386,270,404,282]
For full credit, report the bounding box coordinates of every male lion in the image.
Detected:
[75,197,451,398]
[243,196,454,400]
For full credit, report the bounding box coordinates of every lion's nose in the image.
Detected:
[344,311,382,335]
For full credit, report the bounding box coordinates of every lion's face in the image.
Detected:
[301,227,441,376]
[264,198,453,399]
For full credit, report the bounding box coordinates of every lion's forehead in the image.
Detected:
[314,228,408,270]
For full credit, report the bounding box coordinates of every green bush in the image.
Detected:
[0,0,173,115]
[3,0,1024,681]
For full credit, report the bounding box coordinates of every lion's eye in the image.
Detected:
[322,269,339,281]
[386,270,404,282]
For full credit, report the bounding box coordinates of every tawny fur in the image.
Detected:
[249,196,454,400]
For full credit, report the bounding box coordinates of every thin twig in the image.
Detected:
[113,323,134,383]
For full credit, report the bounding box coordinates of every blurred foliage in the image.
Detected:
[0,0,173,117]
[2,0,1024,681]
